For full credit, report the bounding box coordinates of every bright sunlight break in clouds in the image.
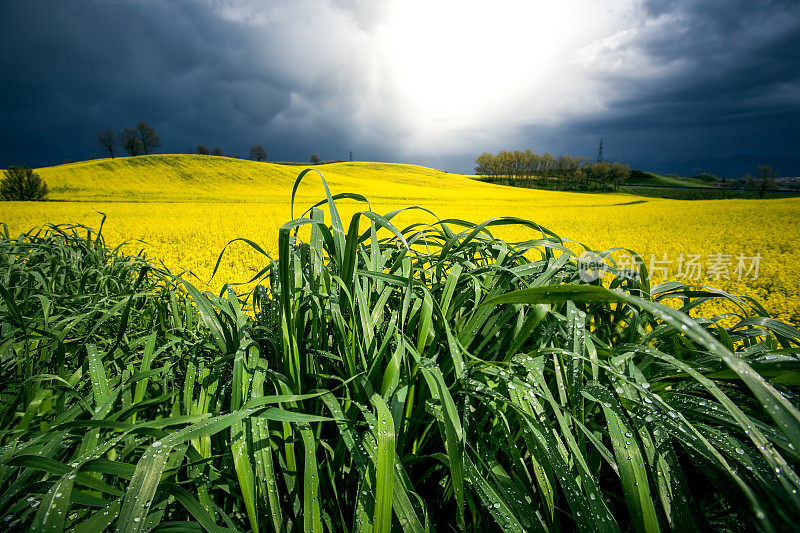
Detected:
[379,2,630,145]
[1,0,798,172]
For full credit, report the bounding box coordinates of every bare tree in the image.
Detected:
[119,128,144,156]
[135,122,161,155]
[211,146,223,156]
[96,128,117,158]
[250,144,267,162]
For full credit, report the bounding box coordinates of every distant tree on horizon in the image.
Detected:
[96,128,117,158]
[610,161,631,191]
[196,144,210,155]
[119,128,145,156]
[755,164,777,198]
[250,144,267,162]
[136,122,161,155]
[473,150,625,191]
[309,154,321,164]
[586,161,612,190]
[474,152,496,176]
[211,146,223,156]
[1,165,48,201]
[757,164,776,180]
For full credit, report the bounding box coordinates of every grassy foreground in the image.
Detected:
[1,170,799,531]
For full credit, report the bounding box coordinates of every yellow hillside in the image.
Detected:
[36,154,632,206]
[2,154,800,324]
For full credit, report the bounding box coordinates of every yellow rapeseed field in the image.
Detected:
[2,154,799,324]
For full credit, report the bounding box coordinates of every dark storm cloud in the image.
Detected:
[0,0,798,173]
[545,0,800,167]
[0,0,371,167]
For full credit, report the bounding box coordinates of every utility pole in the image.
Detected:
[349,150,353,162]
[596,138,604,163]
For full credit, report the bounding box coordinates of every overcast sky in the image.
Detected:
[1,0,798,173]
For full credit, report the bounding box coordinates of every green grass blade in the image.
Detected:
[299,425,323,532]
[371,394,395,532]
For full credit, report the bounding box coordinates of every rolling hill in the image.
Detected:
[3,153,799,325]
[33,154,633,207]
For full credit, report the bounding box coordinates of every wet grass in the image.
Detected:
[1,170,799,531]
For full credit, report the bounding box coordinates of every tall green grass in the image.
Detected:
[1,170,799,531]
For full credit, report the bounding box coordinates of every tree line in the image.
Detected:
[96,122,161,157]
[194,144,271,161]
[95,124,322,164]
[475,150,631,191]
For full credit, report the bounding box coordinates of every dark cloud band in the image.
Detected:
[0,0,797,175]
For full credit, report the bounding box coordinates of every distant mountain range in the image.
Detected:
[651,155,800,179]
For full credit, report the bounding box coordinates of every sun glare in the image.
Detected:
[380,1,576,127]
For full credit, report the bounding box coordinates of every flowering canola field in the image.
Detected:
[2,154,798,324]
